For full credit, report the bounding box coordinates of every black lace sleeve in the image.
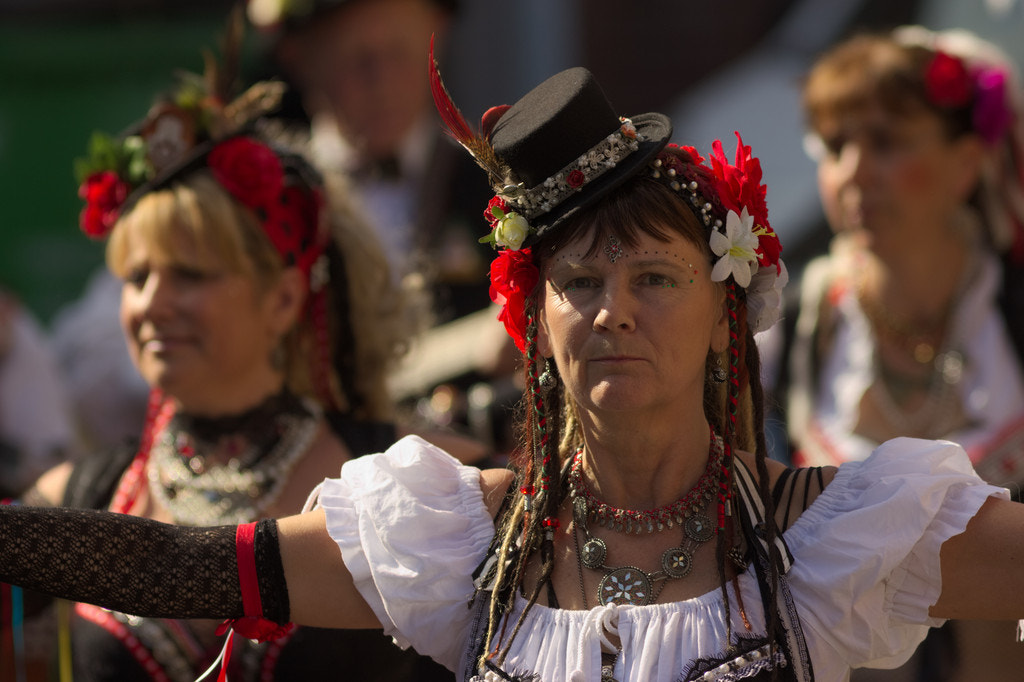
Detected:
[0,506,289,623]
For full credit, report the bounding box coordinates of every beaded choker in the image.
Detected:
[147,390,322,525]
[567,431,724,534]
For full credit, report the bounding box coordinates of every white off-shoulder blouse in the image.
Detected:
[317,435,1006,682]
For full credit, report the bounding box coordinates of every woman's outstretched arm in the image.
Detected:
[0,504,379,629]
[934,496,1024,619]
[278,508,379,628]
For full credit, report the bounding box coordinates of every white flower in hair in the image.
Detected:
[747,259,789,333]
[709,208,759,288]
[494,212,531,250]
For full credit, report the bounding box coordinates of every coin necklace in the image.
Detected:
[569,430,724,607]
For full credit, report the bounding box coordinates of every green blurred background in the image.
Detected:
[0,5,244,323]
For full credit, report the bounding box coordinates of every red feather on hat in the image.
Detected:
[429,35,512,188]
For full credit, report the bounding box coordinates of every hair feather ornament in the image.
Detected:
[428,34,513,191]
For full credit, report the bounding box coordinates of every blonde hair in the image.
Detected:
[106,165,415,421]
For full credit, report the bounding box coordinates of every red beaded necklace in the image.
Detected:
[567,427,724,534]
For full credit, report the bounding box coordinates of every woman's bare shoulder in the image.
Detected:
[733,451,837,528]
[479,467,515,518]
[23,461,75,506]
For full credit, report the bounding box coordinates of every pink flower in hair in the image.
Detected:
[973,66,1014,145]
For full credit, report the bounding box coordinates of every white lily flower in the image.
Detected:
[709,208,759,288]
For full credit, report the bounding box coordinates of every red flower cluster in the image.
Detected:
[709,133,768,231]
[210,137,325,275]
[489,247,539,353]
[566,169,586,188]
[925,52,973,108]
[78,171,130,239]
[708,133,781,272]
[208,137,284,210]
[664,144,705,170]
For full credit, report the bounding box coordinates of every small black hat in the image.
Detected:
[488,67,672,247]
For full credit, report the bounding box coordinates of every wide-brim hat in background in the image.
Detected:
[488,67,672,248]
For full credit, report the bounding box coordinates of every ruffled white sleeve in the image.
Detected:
[785,437,1009,673]
[317,435,496,671]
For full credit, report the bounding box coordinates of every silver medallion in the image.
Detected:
[598,567,652,606]
[661,547,693,579]
[685,513,714,543]
[581,538,607,569]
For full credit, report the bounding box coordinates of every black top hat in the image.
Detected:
[488,67,672,247]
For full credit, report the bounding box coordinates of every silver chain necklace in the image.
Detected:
[148,396,322,525]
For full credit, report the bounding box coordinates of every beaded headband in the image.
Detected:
[507,118,641,222]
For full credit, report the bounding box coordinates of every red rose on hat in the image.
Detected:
[78,170,130,239]
[484,196,510,229]
[208,137,284,210]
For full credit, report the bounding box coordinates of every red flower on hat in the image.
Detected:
[708,133,780,272]
[754,224,782,270]
[484,196,510,229]
[208,137,284,210]
[665,144,705,169]
[78,171,130,239]
[489,248,539,353]
[567,169,585,188]
[709,133,768,230]
[925,52,973,108]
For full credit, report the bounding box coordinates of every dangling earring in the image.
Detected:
[270,342,287,371]
[711,356,727,384]
[539,358,557,392]
[948,203,982,245]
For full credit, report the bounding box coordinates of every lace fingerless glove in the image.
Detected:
[0,506,289,623]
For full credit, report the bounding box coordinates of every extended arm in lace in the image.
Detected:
[0,506,289,623]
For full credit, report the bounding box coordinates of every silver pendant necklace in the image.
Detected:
[569,432,724,606]
[573,496,715,606]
